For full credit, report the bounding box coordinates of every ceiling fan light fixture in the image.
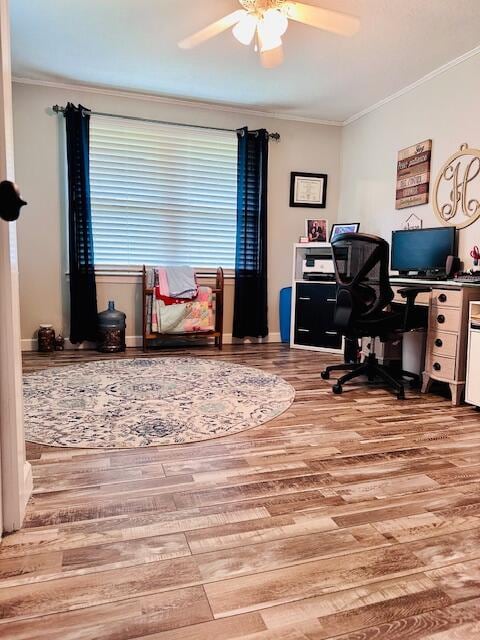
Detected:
[263,8,289,37]
[232,11,258,45]
[257,18,283,52]
[179,1,360,68]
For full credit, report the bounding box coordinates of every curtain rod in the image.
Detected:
[51,105,281,141]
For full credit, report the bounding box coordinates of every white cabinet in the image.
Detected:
[466,302,480,407]
[290,243,343,353]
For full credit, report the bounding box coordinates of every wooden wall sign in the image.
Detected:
[433,143,480,229]
[396,139,432,209]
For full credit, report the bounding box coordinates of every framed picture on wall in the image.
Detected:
[305,219,328,242]
[329,223,360,242]
[290,172,328,208]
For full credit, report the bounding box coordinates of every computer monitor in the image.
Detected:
[391,227,456,275]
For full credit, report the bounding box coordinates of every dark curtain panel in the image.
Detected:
[64,103,98,343]
[233,127,269,339]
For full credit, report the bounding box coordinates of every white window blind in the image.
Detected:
[89,115,238,268]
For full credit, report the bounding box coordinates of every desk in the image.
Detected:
[390,277,480,405]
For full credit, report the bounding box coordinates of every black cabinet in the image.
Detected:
[294,283,342,349]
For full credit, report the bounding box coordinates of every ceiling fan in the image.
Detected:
[178,1,360,68]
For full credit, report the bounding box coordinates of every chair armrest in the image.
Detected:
[397,286,431,299]
[395,286,431,332]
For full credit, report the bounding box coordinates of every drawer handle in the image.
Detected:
[437,314,445,324]
[298,297,311,301]
[325,331,338,335]
[298,328,310,333]
[433,362,441,371]
[326,298,336,303]
[435,338,443,348]
[438,294,447,303]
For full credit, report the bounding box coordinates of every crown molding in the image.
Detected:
[13,44,480,129]
[12,76,343,127]
[343,44,480,126]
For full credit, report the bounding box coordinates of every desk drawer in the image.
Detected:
[430,305,461,333]
[318,329,342,349]
[294,326,316,346]
[296,283,337,303]
[428,354,456,381]
[294,283,340,349]
[431,289,462,308]
[430,330,458,358]
[294,327,342,349]
[392,287,430,306]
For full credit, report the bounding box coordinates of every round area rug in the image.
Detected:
[23,357,295,448]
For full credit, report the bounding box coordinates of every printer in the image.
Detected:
[302,249,335,281]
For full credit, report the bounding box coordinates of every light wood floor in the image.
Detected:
[1,344,480,638]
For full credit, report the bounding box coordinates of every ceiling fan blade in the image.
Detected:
[286,2,360,36]
[178,10,246,49]
[261,45,284,69]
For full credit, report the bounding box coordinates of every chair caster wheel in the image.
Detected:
[321,371,330,380]
[332,384,343,395]
[397,389,405,400]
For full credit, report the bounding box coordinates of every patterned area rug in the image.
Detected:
[23,357,295,448]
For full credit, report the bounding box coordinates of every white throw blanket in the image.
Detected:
[165,266,197,299]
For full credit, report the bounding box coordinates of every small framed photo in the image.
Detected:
[290,172,328,208]
[305,219,328,243]
[329,223,360,243]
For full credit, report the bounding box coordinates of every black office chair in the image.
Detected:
[321,233,430,399]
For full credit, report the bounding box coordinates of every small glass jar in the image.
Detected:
[38,324,55,353]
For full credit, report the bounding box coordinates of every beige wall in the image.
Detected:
[13,82,342,346]
[339,53,480,266]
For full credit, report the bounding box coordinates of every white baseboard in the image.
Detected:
[226,332,282,345]
[21,337,140,351]
[21,339,38,351]
[21,332,282,352]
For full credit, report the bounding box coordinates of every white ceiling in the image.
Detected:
[10,0,480,122]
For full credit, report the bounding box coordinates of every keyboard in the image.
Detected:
[393,274,448,281]
[454,272,480,284]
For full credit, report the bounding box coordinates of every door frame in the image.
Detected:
[0,0,32,534]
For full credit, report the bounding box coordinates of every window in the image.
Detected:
[89,115,238,269]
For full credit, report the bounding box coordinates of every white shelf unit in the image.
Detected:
[466,301,480,407]
[290,242,343,354]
